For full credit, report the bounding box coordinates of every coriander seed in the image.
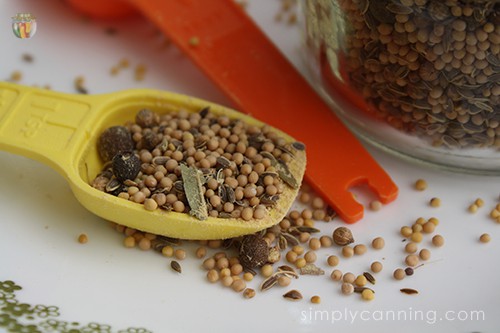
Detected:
[333,227,354,246]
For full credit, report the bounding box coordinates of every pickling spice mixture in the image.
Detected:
[93,108,302,221]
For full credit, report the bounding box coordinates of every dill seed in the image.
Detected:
[171,260,182,273]
[283,289,303,301]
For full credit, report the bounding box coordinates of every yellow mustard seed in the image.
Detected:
[370,261,383,273]
[123,236,135,248]
[372,237,385,250]
[415,179,428,191]
[331,269,343,281]
[243,288,256,299]
[261,264,273,278]
[401,226,413,237]
[405,254,419,267]
[342,245,354,258]
[343,272,355,284]
[361,288,375,301]
[430,197,441,207]
[311,295,321,304]
[415,217,427,225]
[475,198,485,207]
[419,249,431,261]
[480,233,491,243]
[78,233,88,244]
[353,244,367,255]
[278,276,291,287]
[412,223,423,233]
[428,217,440,226]
[405,242,418,254]
[422,221,436,234]
[207,269,219,283]
[468,204,478,213]
[369,200,382,211]
[295,258,307,269]
[432,234,445,247]
[354,275,367,287]
[327,255,340,267]
[411,232,423,243]
[243,272,254,282]
[393,268,406,280]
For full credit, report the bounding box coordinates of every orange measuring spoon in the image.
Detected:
[66,0,398,223]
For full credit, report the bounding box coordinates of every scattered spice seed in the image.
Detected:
[370,261,383,273]
[207,269,219,283]
[405,254,419,267]
[310,295,321,304]
[283,289,303,301]
[343,272,355,284]
[77,233,88,244]
[231,279,246,293]
[354,274,367,287]
[393,268,406,280]
[410,232,423,243]
[342,245,354,258]
[468,204,478,213]
[432,235,445,247]
[405,242,418,254]
[331,269,343,281]
[371,237,385,250]
[419,249,431,261]
[415,179,428,191]
[430,197,441,207]
[341,282,354,295]
[361,288,375,301]
[9,70,22,82]
[327,255,339,267]
[404,267,414,276]
[73,75,88,94]
[123,236,135,248]
[480,233,491,243]
[363,272,376,285]
[333,227,354,246]
[22,53,34,62]
[369,200,382,211]
[243,288,256,299]
[401,226,413,238]
[400,288,419,295]
[171,260,182,273]
[475,198,485,208]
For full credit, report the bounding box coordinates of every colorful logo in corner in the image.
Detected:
[12,13,37,39]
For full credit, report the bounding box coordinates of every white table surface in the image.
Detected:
[0,1,499,332]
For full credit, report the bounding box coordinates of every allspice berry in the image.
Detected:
[112,152,141,182]
[97,126,134,162]
[135,108,158,128]
[239,234,269,269]
[333,227,354,246]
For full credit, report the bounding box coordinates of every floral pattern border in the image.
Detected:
[0,280,152,333]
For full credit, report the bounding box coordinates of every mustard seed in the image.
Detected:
[411,232,423,243]
[393,268,406,280]
[327,255,339,267]
[468,204,478,213]
[419,249,431,261]
[311,295,321,304]
[422,221,436,234]
[304,250,317,263]
[369,200,382,211]
[361,288,374,301]
[278,276,291,287]
[174,249,186,260]
[231,279,246,292]
[309,238,321,250]
[354,275,367,287]
[138,237,151,251]
[341,282,354,295]
[202,257,215,270]
[370,261,383,273]
[480,233,491,243]
[343,272,355,284]
[371,237,385,250]
[475,198,485,207]
[295,258,307,269]
[401,226,413,238]
[412,224,423,233]
[261,264,273,278]
[78,233,88,244]
[220,268,231,278]
[292,245,304,255]
[405,254,419,267]
[124,236,136,248]
[342,245,354,258]
[405,242,418,254]
[353,244,367,255]
[207,269,219,283]
[286,251,298,264]
[432,235,445,247]
[428,217,439,226]
[331,269,343,281]
[243,272,254,282]
[415,179,428,191]
[430,197,441,207]
[195,246,207,259]
[221,276,233,287]
[319,236,333,248]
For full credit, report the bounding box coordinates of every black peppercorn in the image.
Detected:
[112,152,141,182]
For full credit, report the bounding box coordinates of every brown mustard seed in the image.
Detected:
[77,233,88,244]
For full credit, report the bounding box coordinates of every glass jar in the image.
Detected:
[300,0,500,174]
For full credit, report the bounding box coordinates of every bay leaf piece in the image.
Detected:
[180,164,208,220]
[261,152,298,189]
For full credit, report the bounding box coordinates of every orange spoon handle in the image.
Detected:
[132,0,398,222]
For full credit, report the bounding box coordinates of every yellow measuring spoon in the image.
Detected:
[0,82,306,239]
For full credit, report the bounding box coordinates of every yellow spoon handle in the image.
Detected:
[0,82,97,176]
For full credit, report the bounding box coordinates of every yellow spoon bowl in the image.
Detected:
[0,82,306,239]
